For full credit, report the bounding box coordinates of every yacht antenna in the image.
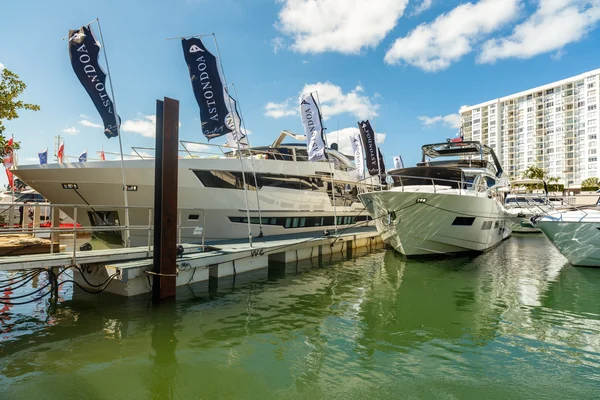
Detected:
[212,34,254,246]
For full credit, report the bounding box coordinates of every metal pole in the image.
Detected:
[95,19,131,248]
[212,34,253,246]
[230,83,264,237]
[313,91,337,234]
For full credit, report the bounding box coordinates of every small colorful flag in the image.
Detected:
[99,148,106,161]
[58,142,64,163]
[78,149,87,162]
[38,148,48,165]
[393,155,404,170]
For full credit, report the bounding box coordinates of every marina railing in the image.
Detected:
[0,202,206,265]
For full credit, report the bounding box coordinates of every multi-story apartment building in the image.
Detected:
[460,69,600,186]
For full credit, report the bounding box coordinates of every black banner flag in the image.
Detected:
[377,147,386,174]
[358,120,380,176]
[182,37,232,139]
[68,26,119,138]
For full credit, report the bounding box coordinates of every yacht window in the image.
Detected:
[494,221,499,228]
[481,221,492,230]
[452,217,475,226]
[485,177,496,188]
[188,214,199,221]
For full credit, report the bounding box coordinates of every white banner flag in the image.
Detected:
[393,155,403,170]
[225,92,249,149]
[300,93,327,162]
[351,134,365,179]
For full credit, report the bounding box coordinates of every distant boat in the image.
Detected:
[359,141,511,256]
[533,209,600,267]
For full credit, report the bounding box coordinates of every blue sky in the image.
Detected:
[2,0,600,187]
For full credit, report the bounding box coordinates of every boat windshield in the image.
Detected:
[505,197,546,205]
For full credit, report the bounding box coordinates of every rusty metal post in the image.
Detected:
[152,97,179,303]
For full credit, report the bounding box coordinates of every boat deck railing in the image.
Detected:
[357,173,478,195]
[0,202,206,265]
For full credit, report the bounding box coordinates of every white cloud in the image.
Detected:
[265,99,297,118]
[412,0,434,16]
[385,0,520,71]
[326,127,386,155]
[265,82,379,120]
[305,82,378,120]
[302,60,310,64]
[79,114,89,118]
[78,119,102,128]
[418,114,461,129]
[479,0,600,63]
[63,126,79,135]
[551,48,566,61]
[121,115,156,138]
[0,63,4,71]
[271,37,285,54]
[276,0,409,54]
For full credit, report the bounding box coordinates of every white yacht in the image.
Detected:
[533,209,600,267]
[358,141,511,256]
[12,133,374,246]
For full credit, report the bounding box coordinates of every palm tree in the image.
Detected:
[521,165,558,192]
[581,177,599,188]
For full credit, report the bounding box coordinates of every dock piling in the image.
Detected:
[152,97,180,303]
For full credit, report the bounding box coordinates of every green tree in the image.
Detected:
[581,177,599,188]
[521,165,558,182]
[521,165,558,191]
[0,67,40,161]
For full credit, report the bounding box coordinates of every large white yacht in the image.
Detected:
[12,133,374,246]
[533,209,600,267]
[358,141,511,256]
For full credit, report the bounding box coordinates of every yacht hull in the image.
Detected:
[13,158,368,246]
[535,220,600,266]
[359,190,511,256]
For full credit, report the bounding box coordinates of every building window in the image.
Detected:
[590,157,598,162]
[590,120,597,127]
[589,134,597,140]
[589,104,597,111]
[589,149,597,155]
[589,82,596,89]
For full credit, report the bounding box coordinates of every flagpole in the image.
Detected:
[313,91,338,235]
[10,134,14,209]
[95,18,131,248]
[212,34,253,247]
[230,83,264,237]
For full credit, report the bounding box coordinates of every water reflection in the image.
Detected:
[0,239,599,399]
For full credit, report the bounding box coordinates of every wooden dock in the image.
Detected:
[0,227,383,297]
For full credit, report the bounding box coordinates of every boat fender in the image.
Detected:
[176,244,184,258]
[79,242,92,251]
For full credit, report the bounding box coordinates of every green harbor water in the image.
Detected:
[0,234,599,399]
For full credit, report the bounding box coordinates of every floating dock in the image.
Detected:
[0,227,383,297]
